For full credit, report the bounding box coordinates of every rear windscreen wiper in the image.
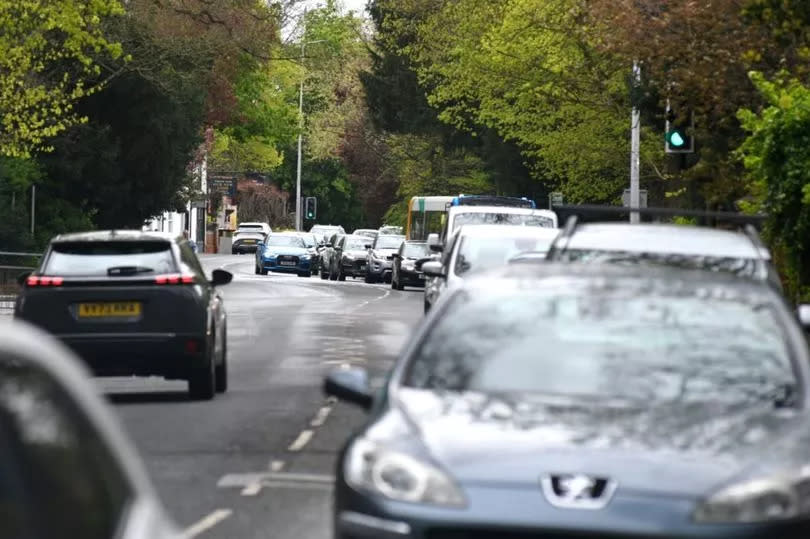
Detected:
[107,266,155,276]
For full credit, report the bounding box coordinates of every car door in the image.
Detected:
[0,358,135,539]
[333,236,346,274]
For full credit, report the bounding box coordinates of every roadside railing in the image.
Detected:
[0,251,41,313]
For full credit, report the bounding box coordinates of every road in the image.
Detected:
[98,254,423,538]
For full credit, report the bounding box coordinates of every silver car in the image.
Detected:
[422,224,560,313]
[0,320,179,539]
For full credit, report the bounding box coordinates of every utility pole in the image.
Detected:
[30,184,36,236]
[295,41,304,232]
[629,61,641,224]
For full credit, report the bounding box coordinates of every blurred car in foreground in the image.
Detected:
[326,263,810,539]
[310,224,345,244]
[365,234,405,284]
[391,240,430,290]
[14,231,231,400]
[379,225,404,236]
[0,320,178,538]
[547,217,782,290]
[353,229,379,241]
[435,205,558,248]
[422,224,559,312]
[297,232,321,275]
[332,234,373,281]
[320,231,346,280]
[255,232,314,277]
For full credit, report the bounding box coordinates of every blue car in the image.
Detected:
[254,233,313,277]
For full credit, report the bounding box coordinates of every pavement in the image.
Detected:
[96,253,424,538]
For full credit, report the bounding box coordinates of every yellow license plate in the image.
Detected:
[78,302,142,318]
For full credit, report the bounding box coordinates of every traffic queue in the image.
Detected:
[8,192,810,539]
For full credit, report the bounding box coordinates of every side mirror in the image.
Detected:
[364,244,372,250]
[427,233,442,252]
[421,260,445,278]
[324,368,373,410]
[17,271,32,286]
[798,305,810,329]
[211,269,233,286]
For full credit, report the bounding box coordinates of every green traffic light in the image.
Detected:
[668,130,686,148]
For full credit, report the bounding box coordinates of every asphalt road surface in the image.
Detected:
[98,254,423,539]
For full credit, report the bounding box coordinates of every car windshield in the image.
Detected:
[405,287,795,405]
[558,249,762,279]
[374,235,404,250]
[345,237,369,250]
[44,241,176,276]
[354,230,377,238]
[266,235,305,248]
[238,225,264,231]
[402,243,430,258]
[379,226,403,235]
[454,235,554,276]
[452,212,555,232]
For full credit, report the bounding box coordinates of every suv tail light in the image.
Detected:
[154,273,196,285]
[26,276,64,287]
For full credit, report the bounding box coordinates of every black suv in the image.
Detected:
[14,230,232,400]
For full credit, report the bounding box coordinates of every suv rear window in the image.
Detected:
[44,241,177,276]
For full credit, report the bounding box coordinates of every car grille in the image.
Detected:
[353,260,366,271]
[277,255,299,264]
[386,255,394,260]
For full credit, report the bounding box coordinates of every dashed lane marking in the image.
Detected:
[310,405,333,427]
[182,509,233,538]
[287,429,314,452]
[218,471,334,491]
[270,459,285,472]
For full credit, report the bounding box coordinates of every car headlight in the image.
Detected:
[345,438,466,507]
[344,253,355,260]
[694,472,810,523]
[263,250,276,258]
[402,261,415,271]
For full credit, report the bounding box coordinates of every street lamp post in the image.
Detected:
[295,38,326,231]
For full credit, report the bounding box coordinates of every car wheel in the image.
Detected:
[329,267,337,281]
[254,263,260,275]
[189,338,216,400]
[364,273,375,284]
[215,324,228,393]
[232,249,237,255]
[260,268,268,275]
[396,280,404,291]
[320,268,328,279]
[298,271,310,278]
[338,268,346,281]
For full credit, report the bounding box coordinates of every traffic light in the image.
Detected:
[665,100,694,154]
[305,197,317,220]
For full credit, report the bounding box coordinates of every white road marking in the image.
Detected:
[182,509,233,538]
[240,482,262,496]
[218,471,335,489]
[287,429,314,452]
[270,459,285,472]
[310,405,333,427]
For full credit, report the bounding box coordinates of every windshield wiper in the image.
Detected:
[107,265,155,276]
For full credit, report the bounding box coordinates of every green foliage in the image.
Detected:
[738,72,810,298]
[382,134,492,226]
[0,0,125,157]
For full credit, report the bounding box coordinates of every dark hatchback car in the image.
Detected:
[332,234,373,281]
[391,241,430,290]
[14,230,232,400]
[325,264,810,538]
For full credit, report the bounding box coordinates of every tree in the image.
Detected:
[0,0,125,157]
[738,73,810,299]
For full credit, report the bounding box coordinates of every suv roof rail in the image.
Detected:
[551,204,767,224]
